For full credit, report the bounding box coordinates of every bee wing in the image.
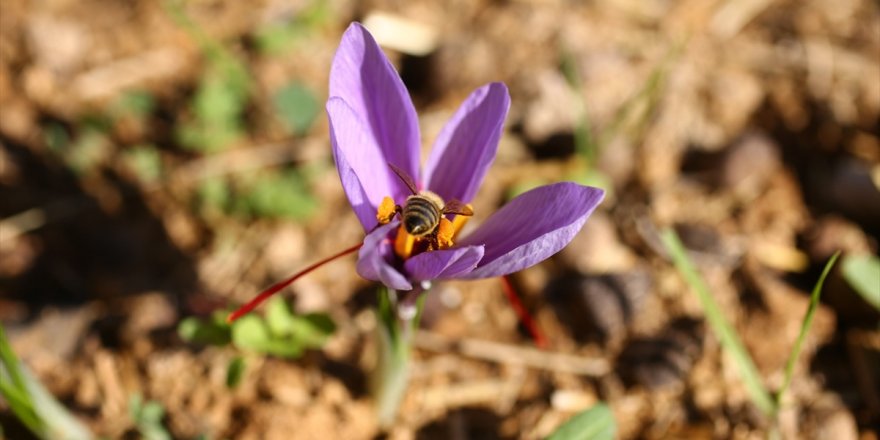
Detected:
[388,163,419,195]
[442,199,474,216]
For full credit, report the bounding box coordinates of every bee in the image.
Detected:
[388,163,473,246]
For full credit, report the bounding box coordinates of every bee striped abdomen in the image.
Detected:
[402,194,441,236]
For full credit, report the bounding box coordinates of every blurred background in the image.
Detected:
[1,0,878,438]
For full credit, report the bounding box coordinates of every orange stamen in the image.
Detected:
[436,218,455,249]
[394,224,415,259]
[500,275,548,348]
[226,242,363,323]
[451,203,473,238]
[376,196,397,224]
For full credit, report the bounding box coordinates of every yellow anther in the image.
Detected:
[451,203,473,239]
[376,196,397,224]
[394,224,415,259]
[436,218,455,249]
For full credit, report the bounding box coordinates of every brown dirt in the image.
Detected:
[1,0,878,438]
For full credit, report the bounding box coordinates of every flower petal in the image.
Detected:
[455,183,605,279]
[327,97,397,231]
[330,22,421,198]
[424,82,510,203]
[404,245,485,281]
[356,222,413,290]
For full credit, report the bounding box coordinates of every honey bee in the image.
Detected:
[388,163,473,245]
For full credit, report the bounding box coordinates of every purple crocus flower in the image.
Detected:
[328,23,605,291]
[227,23,604,324]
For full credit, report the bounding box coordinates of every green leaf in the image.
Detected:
[265,296,296,337]
[0,350,94,439]
[0,379,44,437]
[0,325,45,437]
[67,129,111,174]
[273,83,320,135]
[226,356,246,389]
[231,315,303,358]
[129,394,171,440]
[253,1,329,54]
[177,316,232,346]
[0,326,29,401]
[236,170,318,220]
[776,252,839,407]
[43,122,70,152]
[661,229,776,416]
[289,313,336,348]
[112,90,155,118]
[196,177,231,214]
[547,403,616,440]
[177,45,251,153]
[841,254,880,311]
[230,315,270,348]
[123,145,163,183]
[264,297,334,349]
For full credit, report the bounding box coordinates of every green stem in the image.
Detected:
[372,285,428,427]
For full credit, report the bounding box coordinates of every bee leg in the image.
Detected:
[425,232,439,251]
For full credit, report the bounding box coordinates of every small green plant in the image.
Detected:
[42,122,112,176]
[0,326,93,440]
[559,51,599,163]
[167,0,252,153]
[547,403,616,440]
[775,251,839,407]
[225,356,246,389]
[233,169,319,220]
[253,0,329,55]
[122,144,164,183]
[129,394,172,440]
[176,52,251,153]
[111,90,156,119]
[194,169,320,221]
[178,296,335,359]
[273,82,320,135]
[840,254,880,311]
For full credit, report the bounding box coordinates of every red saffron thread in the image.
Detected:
[226,242,364,323]
[500,275,548,349]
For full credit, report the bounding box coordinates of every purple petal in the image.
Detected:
[404,245,485,281]
[327,97,398,231]
[330,22,421,198]
[424,83,510,203]
[356,222,413,290]
[455,183,605,279]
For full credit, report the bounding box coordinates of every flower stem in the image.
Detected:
[372,285,427,427]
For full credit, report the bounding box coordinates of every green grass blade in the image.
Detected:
[0,325,29,397]
[20,364,94,440]
[775,252,840,408]
[0,379,44,436]
[661,229,775,415]
[560,50,599,162]
[0,324,46,436]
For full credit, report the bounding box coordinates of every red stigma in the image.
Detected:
[226,242,364,323]
[500,275,548,349]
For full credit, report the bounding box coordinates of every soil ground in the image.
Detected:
[1,0,878,438]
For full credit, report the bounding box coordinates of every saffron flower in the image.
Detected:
[329,23,604,290]
[227,22,604,323]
